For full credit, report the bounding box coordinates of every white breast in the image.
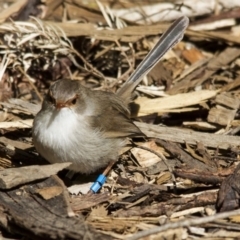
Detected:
[33,108,124,173]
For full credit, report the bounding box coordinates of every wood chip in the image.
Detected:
[0,163,72,189]
[135,90,217,115]
[36,186,63,200]
[131,141,165,167]
[0,119,33,129]
[135,122,240,150]
[208,107,237,126]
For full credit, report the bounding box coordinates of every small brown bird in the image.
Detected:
[32,16,189,174]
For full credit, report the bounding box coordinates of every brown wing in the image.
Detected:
[87,90,143,138]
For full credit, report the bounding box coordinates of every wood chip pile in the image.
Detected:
[0,0,240,239]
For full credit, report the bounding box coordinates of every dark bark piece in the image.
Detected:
[114,191,217,218]
[0,140,32,160]
[174,169,225,185]
[13,0,44,21]
[0,139,45,167]
[195,142,214,167]
[114,201,171,218]
[109,180,168,210]
[116,177,167,192]
[155,140,216,172]
[217,164,240,212]
[0,175,111,240]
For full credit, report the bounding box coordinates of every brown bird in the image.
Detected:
[32,16,189,174]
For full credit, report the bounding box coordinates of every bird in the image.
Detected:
[32,16,189,175]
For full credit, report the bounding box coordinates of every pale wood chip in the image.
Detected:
[135,90,217,116]
[0,0,28,24]
[0,119,33,129]
[0,163,72,189]
[36,186,63,200]
[135,122,240,150]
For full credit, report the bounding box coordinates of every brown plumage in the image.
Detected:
[32,16,189,173]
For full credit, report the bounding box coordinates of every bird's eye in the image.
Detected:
[71,97,77,105]
[48,94,55,104]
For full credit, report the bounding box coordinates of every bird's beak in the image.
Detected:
[55,102,66,110]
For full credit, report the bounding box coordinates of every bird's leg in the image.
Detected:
[89,160,116,193]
